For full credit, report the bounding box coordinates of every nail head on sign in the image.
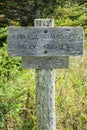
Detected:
[44,30,48,33]
[44,50,47,54]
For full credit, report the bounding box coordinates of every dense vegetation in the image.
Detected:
[0,0,87,130]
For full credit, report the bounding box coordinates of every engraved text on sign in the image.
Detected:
[8,27,84,57]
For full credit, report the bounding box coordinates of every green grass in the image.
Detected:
[56,52,87,130]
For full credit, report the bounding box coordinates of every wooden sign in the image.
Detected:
[22,19,69,69]
[8,27,84,57]
[22,56,69,69]
[34,19,54,27]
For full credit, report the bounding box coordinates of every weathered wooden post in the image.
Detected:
[7,18,84,130]
[35,19,56,130]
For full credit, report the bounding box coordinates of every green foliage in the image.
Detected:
[56,58,87,130]
[0,0,87,129]
[0,28,7,39]
[0,44,36,129]
[0,27,7,47]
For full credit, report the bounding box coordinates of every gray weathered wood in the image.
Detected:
[8,27,84,57]
[22,19,69,69]
[35,19,56,130]
[22,56,69,69]
[36,69,56,130]
[34,19,54,27]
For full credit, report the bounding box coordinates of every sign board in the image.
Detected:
[22,56,69,69]
[34,19,54,27]
[22,19,69,69]
[8,27,84,57]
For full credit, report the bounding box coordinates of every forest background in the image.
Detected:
[0,0,87,130]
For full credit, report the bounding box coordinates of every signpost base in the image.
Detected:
[36,69,56,130]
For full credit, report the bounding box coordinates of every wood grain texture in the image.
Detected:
[34,19,54,27]
[22,19,69,69]
[36,69,56,130]
[8,27,84,57]
[35,19,56,130]
[22,56,69,69]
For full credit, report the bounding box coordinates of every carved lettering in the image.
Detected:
[17,34,26,39]
[11,31,80,41]
[29,44,37,49]
[8,27,84,57]
[44,44,69,50]
[21,44,27,49]
[27,34,38,39]
[44,44,57,49]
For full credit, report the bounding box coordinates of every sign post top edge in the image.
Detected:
[7,26,84,30]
